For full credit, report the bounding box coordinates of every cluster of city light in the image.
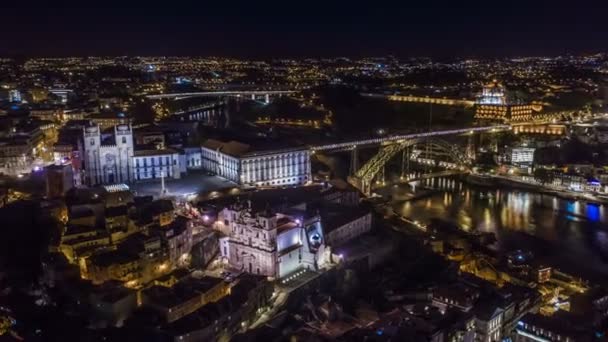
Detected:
[280,269,307,285]
[146,90,295,100]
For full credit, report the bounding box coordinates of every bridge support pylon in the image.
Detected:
[400,147,410,179]
[349,147,358,177]
[466,134,476,161]
[347,175,371,197]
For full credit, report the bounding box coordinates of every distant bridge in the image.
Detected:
[146,90,297,101]
[362,93,476,107]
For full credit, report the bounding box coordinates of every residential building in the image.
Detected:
[45,163,74,198]
[322,206,372,247]
[474,303,504,342]
[515,312,593,342]
[142,276,230,323]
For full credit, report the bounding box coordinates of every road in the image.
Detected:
[249,289,288,329]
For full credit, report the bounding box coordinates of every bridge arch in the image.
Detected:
[348,138,470,196]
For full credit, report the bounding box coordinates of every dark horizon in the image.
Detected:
[2,50,608,60]
[2,1,608,58]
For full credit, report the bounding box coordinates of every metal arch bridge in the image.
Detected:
[146,90,297,100]
[310,125,509,152]
[347,137,472,196]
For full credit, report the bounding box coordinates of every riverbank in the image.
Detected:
[464,173,608,205]
[392,177,608,286]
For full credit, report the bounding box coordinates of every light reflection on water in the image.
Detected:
[392,177,608,283]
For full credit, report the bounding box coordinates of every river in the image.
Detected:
[391,177,608,284]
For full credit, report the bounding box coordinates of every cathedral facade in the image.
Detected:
[83,124,134,185]
[83,124,181,186]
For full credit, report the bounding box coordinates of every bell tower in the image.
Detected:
[115,124,134,183]
[83,125,102,185]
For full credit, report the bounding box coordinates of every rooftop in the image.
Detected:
[202,139,250,157]
[473,301,503,321]
[201,184,325,213]
[517,311,592,340]
[134,148,179,157]
[201,135,308,157]
[89,249,139,268]
[320,205,370,235]
[432,282,479,309]
[91,280,135,303]
[143,276,223,308]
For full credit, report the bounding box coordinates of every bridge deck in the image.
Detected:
[311,125,509,151]
[147,90,296,99]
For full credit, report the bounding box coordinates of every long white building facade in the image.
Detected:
[201,139,311,187]
[83,126,311,187]
[217,203,328,279]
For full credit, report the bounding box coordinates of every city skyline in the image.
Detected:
[2,5,608,341]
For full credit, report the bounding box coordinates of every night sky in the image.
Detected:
[2,1,607,57]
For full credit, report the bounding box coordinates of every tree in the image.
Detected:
[583,103,592,115]
[131,99,156,124]
[533,168,555,185]
[0,201,55,287]
[534,146,561,165]
[0,316,11,336]
[476,152,497,167]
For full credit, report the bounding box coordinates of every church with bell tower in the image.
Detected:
[83,124,134,185]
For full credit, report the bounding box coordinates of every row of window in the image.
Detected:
[243,171,308,182]
[519,323,568,341]
[250,176,308,186]
[232,227,269,240]
[187,159,201,167]
[242,162,309,172]
[135,156,177,167]
[242,155,307,164]
[134,167,172,180]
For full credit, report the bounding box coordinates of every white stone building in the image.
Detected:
[323,210,372,248]
[132,150,181,182]
[83,126,311,188]
[217,202,327,279]
[201,139,311,187]
[83,124,180,185]
[475,305,504,342]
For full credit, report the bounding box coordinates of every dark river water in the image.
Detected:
[390,177,608,284]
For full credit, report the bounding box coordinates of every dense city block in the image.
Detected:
[2,9,608,341]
